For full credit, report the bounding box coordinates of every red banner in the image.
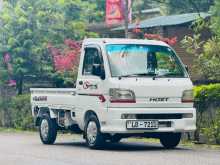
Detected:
[106,0,132,25]
[3,53,16,86]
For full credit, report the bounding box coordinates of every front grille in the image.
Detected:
[136,114,182,119]
[159,121,172,127]
[122,113,183,119]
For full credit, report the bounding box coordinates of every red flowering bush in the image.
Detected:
[47,39,81,71]
[144,33,177,46]
[132,28,142,34]
[132,24,177,46]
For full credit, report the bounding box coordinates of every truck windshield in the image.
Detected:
[106,44,187,78]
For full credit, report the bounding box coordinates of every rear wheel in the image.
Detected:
[39,115,57,145]
[160,133,181,149]
[85,115,104,149]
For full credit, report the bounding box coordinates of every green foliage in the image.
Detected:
[0,94,34,130]
[194,84,220,112]
[85,0,105,22]
[201,109,220,144]
[164,0,214,14]
[211,0,220,37]
[0,60,9,86]
[194,84,220,143]
[181,17,220,80]
[0,0,99,93]
[9,94,33,130]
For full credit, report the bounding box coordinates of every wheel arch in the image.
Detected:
[84,110,99,124]
[35,107,51,126]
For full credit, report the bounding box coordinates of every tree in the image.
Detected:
[181,2,220,81]
[85,0,105,22]
[0,0,98,94]
[164,0,214,14]
[211,0,220,37]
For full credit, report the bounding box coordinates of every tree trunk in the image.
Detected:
[17,76,23,95]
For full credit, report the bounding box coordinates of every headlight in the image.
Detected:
[182,89,194,103]
[109,88,136,103]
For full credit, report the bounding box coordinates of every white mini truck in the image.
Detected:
[31,38,196,149]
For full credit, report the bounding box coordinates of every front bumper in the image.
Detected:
[100,107,196,134]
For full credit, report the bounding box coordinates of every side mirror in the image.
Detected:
[92,64,105,80]
[185,65,189,72]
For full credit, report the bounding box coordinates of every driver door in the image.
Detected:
[77,45,105,96]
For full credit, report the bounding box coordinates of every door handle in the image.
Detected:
[84,83,98,89]
[88,84,97,89]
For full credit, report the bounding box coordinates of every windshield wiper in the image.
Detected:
[153,73,183,80]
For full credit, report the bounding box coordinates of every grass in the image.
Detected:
[181,140,220,150]
[0,127,35,133]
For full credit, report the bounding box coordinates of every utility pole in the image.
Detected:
[124,0,129,38]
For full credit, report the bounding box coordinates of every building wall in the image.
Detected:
[164,25,195,76]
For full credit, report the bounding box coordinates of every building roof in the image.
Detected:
[83,38,169,47]
[112,12,211,31]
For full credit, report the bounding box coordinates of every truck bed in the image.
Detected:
[30,88,77,110]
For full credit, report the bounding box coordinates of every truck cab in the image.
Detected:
[31,38,196,149]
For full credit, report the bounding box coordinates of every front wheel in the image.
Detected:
[39,115,57,145]
[160,133,181,149]
[85,115,104,149]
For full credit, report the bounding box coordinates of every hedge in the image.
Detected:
[194,83,220,144]
[0,94,34,130]
[194,83,220,112]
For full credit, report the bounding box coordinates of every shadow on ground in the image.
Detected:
[54,140,190,152]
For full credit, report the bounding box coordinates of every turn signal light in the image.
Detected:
[182,89,194,103]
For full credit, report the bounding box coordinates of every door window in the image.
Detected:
[82,47,102,75]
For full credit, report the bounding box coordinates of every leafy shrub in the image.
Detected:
[194,83,220,112]
[194,84,220,144]
[202,109,220,144]
[0,94,34,130]
[9,94,34,130]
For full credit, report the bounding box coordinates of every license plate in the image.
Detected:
[126,120,158,129]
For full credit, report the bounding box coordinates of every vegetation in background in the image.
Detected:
[0,0,220,146]
[194,84,220,144]
[181,0,220,81]
[164,0,214,14]
[0,94,33,130]
[0,0,98,94]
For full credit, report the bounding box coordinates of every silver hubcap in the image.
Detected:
[87,121,98,144]
[41,119,49,140]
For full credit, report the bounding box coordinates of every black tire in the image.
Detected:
[160,133,181,149]
[39,115,57,145]
[110,134,122,143]
[85,115,104,149]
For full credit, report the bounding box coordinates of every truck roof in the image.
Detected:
[83,38,169,47]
